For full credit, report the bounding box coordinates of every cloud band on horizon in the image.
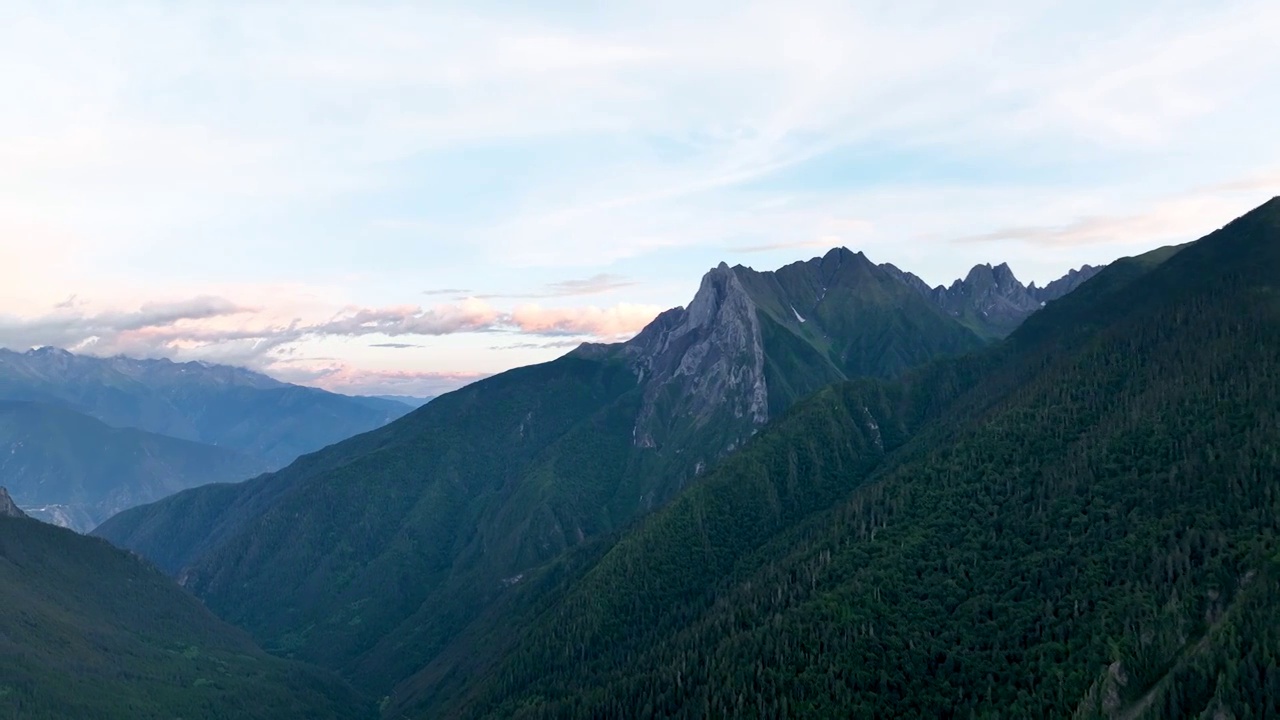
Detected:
[0,295,663,393]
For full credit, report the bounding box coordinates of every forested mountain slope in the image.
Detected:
[0,506,372,719]
[0,401,268,531]
[392,198,1280,719]
[95,246,1035,702]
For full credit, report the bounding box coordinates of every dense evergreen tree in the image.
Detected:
[390,199,1280,718]
[95,247,986,700]
[85,199,1280,719]
[0,512,372,719]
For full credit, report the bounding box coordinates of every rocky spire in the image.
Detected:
[889,260,1105,339]
[625,262,768,449]
[0,487,27,519]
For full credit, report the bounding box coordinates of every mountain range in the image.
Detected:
[0,350,412,530]
[95,248,1115,707]
[396,198,1278,719]
[0,349,410,465]
[4,199,1267,717]
[0,255,1076,533]
[0,400,269,529]
[890,260,1103,338]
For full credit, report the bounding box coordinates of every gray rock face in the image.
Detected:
[576,251,1104,463]
[622,263,768,449]
[590,251,1104,455]
[0,487,27,519]
[895,262,1103,338]
[939,262,1045,337]
[1030,265,1102,302]
[20,503,91,529]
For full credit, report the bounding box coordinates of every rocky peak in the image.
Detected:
[19,346,77,372]
[991,262,1019,286]
[975,263,1036,304]
[684,263,739,331]
[959,263,993,286]
[0,487,26,519]
[1029,264,1102,302]
[814,247,878,285]
[583,249,1104,457]
[623,262,768,450]
[957,262,1021,294]
[889,260,1106,339]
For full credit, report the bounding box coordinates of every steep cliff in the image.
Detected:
[621,263,768,451]
[0,487,25,518]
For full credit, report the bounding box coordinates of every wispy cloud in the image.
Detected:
[732,240,835,253]
[317,300,503,337]
[493,339,589,351]
[1200,174,1280,194]
[953,183,1280,248]
[509,303,660,336]
[0,295,662,385]
[2,1,1278,393]
[464,273,639,300]
[0,296,247,351]
[542,273,637,297]
[725,218,873,256]
[269,362,490,397]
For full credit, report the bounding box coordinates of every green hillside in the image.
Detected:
[0,510,372,719]
[95,246,988,703]
[391,199,1280,718]
[736,248,983,389]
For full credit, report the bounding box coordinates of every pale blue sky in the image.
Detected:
[1,0,1277,395]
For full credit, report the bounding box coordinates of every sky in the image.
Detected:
[1,0,1278,397]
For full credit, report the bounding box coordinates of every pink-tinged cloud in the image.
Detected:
[270,362,490,397]
[320,298,501,336]
[509,303,662,337]
[0,295,664,394]
[953,184,1280,247]
[0,296,249,351]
